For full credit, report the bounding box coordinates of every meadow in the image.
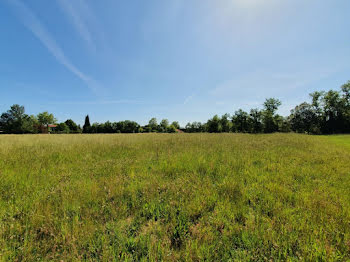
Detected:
[0,133,349,261]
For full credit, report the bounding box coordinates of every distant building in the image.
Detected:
[40,124,57,134]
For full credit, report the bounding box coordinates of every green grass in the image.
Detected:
[0,133,349,261]
[326,135,350,150]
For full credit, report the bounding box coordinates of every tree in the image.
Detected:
[90,122,98,133]
[123,120,140,133]
[220,114,232,132]
[159,119,169,132]
[65,119,79,133]
[148,118,158,132]
[37,111,56,126]
[289,103,315,133]
[185,122,204,133]
[250,109,262,133]
[56,123,70,133]
[0,104,26,133]
[310,91,323,114]
[115,121,125,133]
[308,91,324,133]
[104,121,113,133]
[185,123,192,132]
[171,121,180,130]
[262,98,281,133]
[263,98,282,114]
[143,125,152,133]
[22,115,39,134]
[232,109,250,133]
[0,104,36,134]
[341,81,350,103]
[207,115,222,133]
[83,115,91,133]
[341,82,350,132]
[280,117,291,133]
[322,90,342,134]
[167,125,177,133]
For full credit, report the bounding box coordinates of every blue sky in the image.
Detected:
[1,0,350,126]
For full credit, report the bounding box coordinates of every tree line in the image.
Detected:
[82,116,180,134]
[0,107,180,134]
[1,81,349,135]
[186,81,350,134]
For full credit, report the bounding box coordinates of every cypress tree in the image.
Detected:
[83,115,91,133]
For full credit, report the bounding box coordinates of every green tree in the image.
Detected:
[232,109,250,133]
[207,115,222,133]
[37,111,56,126]
[250,109,262,133]
[56,123,70,133]
[341,81,350,132]
[104,121,113,133]
[65,119,79,133]
[83,115,91,133]
[185,122,204,133]
[0,104,36,133]
[220,114,232,132]
[262,98,281,133]
[143,125,152,133]
[123,120,140,133]
[24,115,39,133]
[264,98,281,113]
[167,125,177,133]
[309,91,324,133]
[90,122,98,133]
[280,117,291,133]
[290,102,318,134]
[322,90,342,134]
[148,118,158,132]
[171,121,180,129]
[159,119,169,132]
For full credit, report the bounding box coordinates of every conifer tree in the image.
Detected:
[83,115,91,133]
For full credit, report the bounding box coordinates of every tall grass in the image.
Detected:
[0,133,349,261]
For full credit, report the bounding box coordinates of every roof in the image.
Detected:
[47,124,57,128]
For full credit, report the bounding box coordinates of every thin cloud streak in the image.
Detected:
[7,0,100,93]
[50,99,145,106]
[183,94,195,105]
[56,0,95,50]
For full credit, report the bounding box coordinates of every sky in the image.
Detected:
[1,0,350,126]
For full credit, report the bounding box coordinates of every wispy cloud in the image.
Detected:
[56,0,95,50]
[183,94,195,105]
[50,99,144,106]
[183,87,203,105]
[6,0,100,93]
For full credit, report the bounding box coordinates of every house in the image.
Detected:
[40,124,57,134]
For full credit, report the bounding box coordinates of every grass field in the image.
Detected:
[0,133,349,261]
